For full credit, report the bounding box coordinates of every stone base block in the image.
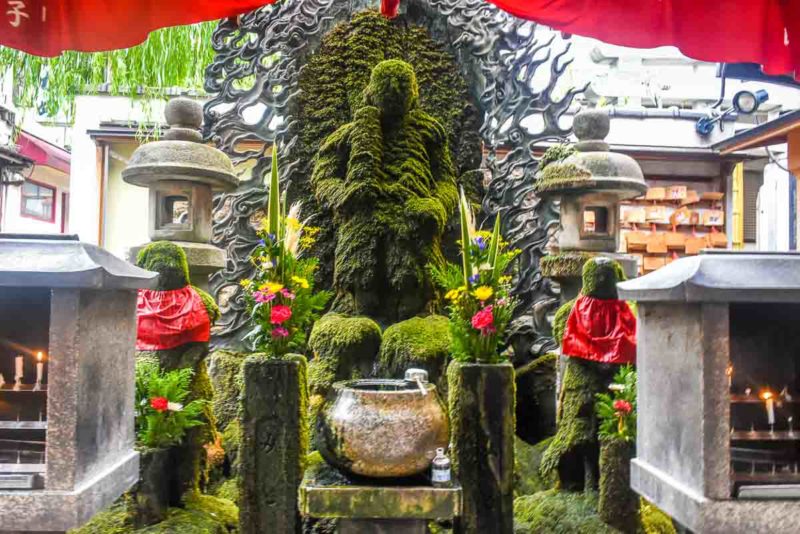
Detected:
[632,457,800,534]
[0,450,139,532]
[340,518,427,534]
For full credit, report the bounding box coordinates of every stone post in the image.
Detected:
[598,437,639,532]
[239,354,309,534]
[448,361,515,534]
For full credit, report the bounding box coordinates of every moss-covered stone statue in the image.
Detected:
[541,258,636,491]
[311,59,458,323]
[135,241,221,500]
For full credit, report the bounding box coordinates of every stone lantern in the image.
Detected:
[123,97,238,290]
[0,234,156,531]
[537,109,646,299]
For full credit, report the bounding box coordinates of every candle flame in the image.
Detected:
[761,389,774,401]
[36,351,43,362]
[726,365,733,376]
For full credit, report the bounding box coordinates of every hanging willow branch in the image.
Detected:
[0,22,216,121]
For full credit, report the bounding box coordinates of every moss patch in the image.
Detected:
[540,252,593,280]
[211,478,239,507]
[513,489,618,534]
[376,315,451,391]
[641,499,677,534]
[515,437,557,497]
[538,144,576,172]
[207,351,250,434]
[136,241,191,291]
[69,503,132,534]
[581,257,626,300]
[533,162,592,195]
[598,437,638,532]
[307,313,381,396]
[552,299,575,347]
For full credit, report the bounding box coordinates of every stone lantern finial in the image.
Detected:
[163,97,204,143]
[573,108,610,152]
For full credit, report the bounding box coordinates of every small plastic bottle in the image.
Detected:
[431,447,451,488]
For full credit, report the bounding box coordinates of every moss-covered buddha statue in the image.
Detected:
[541,257,636,490]
[311,59,458,323]
[135,241,221,499]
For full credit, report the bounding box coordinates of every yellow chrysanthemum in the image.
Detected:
[239,279,253,289]
[476,230,492,240]
[473,286,493,301]
[292,276,310,289]
[445,289,461,301]
[259,281,284,293]
[286,217,302,231]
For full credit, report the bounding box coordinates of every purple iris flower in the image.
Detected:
[258,239,266,246]
[469,273,480,284]
[474,236,487,251]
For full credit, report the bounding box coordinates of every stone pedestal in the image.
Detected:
[239,355,308,534]
[299,457,462,533]
[598,437,638,533]
[447,361,514,534]
[131,447,171,527]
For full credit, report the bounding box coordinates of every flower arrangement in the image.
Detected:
[429,189,520,363]
[134,359,207,448]
[596,365,637,442]
[240,146,332,357]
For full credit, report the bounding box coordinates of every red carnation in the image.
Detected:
[270,304,292,324]
[150,396,169,413]
[471,306,494,331]
[613,399,633,414]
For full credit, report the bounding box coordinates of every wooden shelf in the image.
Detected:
[0,384,47,393]
[0,421,46,430]
[730,394,800,404]
[731,431,800,441]
[734,472,800,484]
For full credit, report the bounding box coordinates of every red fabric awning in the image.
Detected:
[17,131,70,174]
[0,0,275,57]
[486,0,799,80]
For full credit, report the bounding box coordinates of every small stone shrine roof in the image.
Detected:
[618,250,800,303]
[0,234,158,289]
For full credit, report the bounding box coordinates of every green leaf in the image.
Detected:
[488,213,502,280]
[458,187,472,287]
[267,144,281,238]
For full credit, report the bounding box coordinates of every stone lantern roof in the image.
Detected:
[122,98,237,191]
[534,109,647,200]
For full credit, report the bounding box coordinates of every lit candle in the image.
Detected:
[726,365,733,389]
[35,352,44,385]
[762,390,775,426]
[14,355,23,380]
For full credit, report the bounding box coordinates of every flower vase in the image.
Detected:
[447,360,514,533]
[598,436,639,532]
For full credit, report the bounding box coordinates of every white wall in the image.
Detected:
[1,167,69,234]
[104,144,149,259]
[69,95,167,247]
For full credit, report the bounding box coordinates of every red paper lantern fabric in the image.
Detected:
[0,0,275,57]
[561,295,637,365]
[136,286,211,351]
[486,0,800,79]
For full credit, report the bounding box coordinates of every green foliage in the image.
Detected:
[0,23,216,122]
[596,365,637,442]
[294,10,482,292]
[513,490,619,534]
[241,153,332,357]
[192,285,220,324]
[136,241,191,290]
[533,162,592,194]
[430,206,520,363]
[538,144,576,172]
[134,359,207,448]
[310,56,458,321]
[640,500,677,534]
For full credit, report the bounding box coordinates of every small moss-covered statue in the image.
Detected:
[135,241,220,499]
[311,59,458,323]
[541,258,636,491]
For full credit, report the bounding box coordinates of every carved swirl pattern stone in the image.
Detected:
[203,0,584,359]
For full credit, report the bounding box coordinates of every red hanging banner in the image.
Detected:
[0,0,275,57]
[486,0,799,79]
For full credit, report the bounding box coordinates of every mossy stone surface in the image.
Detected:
[448,361,515,533]
[640,500,677,534]
[541,358,613,491]
[533,162,592,195]
[540,252,592,280]
[307,313,382,397]
[211,478,239,507]
[207,350,250,434]
[513,489,618,534]
[552,299,575,347]
[515,353,557,444]
[581,257,626,300]
[136,241,191,291]
[598,437,638,533]
[515,437,557,498]
[376,315,451,391]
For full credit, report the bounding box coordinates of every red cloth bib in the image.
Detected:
[136,287,210,351]
[561,295,636,365]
